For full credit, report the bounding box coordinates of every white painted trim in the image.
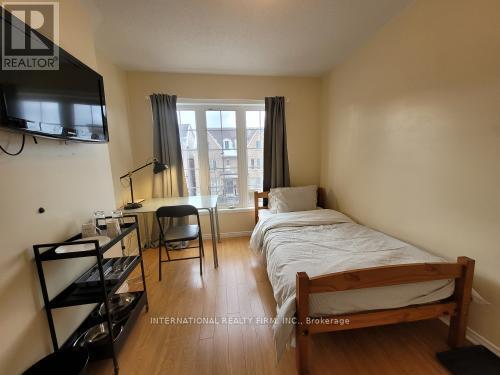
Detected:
[202,231,252,239]
[198,207,254,216]
[236,109,248,211]
[195,107,210,195]
[439,317,500,356]
[219,207,254,213]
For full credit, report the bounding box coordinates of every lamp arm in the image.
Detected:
[120,158,165,209]
[120,160,154,179]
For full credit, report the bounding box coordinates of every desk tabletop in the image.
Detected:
[122,195,218,213]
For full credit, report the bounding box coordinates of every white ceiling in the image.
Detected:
[83,0,411,76]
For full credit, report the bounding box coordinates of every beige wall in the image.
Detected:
[96,53,135,207]
[321,0,500,349]
[125,72,322,233]
[0,1,129,373]
[5,0,499,372]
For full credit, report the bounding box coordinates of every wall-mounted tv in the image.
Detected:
[0,10,108,143]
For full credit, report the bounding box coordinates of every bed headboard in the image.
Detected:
[253,191,269,223]
[253,188,325,223]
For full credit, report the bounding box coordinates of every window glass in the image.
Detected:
[245,110,265,205]
[177,110,200,195]
[206,110,239,208]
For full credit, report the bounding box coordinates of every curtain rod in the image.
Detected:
[144,96,290,103]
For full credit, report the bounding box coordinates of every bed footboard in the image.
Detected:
[295,257,475,375]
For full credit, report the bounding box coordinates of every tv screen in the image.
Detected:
[0,11,108,143]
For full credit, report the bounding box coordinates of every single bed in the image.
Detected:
[251,190,475,375]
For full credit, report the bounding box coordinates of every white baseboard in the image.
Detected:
[439,317,500,356]
[202,231,252,239]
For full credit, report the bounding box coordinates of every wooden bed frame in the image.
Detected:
[253,190,475,375]
[253,191,269,223]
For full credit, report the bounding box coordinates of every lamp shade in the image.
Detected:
[153,160,168,174]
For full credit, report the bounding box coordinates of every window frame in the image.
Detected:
[177,99,265,208]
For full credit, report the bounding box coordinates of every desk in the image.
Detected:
[123,195,220,267]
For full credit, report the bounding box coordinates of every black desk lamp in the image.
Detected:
[120,158,168,210]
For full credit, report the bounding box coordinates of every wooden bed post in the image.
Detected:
[296,272,310,375]
[254,191,259,224]
[448,256,475,347]
[254,191,269,224]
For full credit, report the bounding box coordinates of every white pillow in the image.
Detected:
[268,185,317,213]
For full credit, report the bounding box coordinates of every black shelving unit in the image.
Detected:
[33,215,149,375]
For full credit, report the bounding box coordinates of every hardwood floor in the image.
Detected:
[91,237,455,375]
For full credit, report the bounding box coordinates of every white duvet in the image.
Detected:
[250,209,455,359]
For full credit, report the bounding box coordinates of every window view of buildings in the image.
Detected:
[177,108,264,208]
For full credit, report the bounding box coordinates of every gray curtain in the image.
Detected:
[263,96,290,191]
[148,94,187,247]
[150,94,186,198]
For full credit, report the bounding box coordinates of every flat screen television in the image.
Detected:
[0,10,108,143]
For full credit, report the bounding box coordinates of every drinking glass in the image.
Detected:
[93,210,106,227]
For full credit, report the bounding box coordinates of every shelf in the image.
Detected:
[33,213,148,375]
[60,291,148,361]
[36,221,138,261]
[91,291,148,361]
[48,256,141,309]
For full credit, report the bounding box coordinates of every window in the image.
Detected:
[177,110,200,195]
[206,110,239,207]
[177,101,265,208]
[245,110,265,205]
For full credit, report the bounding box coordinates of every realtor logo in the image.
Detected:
[1,2,59,70]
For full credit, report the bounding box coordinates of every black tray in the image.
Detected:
[74,257,137,288]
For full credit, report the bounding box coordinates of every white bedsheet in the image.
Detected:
[250,209,455,359]
[258,206,322,221]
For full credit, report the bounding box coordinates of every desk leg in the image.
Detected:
[215,205,221,243]
[209,209,219,268]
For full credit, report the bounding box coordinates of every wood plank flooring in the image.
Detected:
[91,237,455,375]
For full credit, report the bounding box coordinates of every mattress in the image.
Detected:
[250,209,455,358]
